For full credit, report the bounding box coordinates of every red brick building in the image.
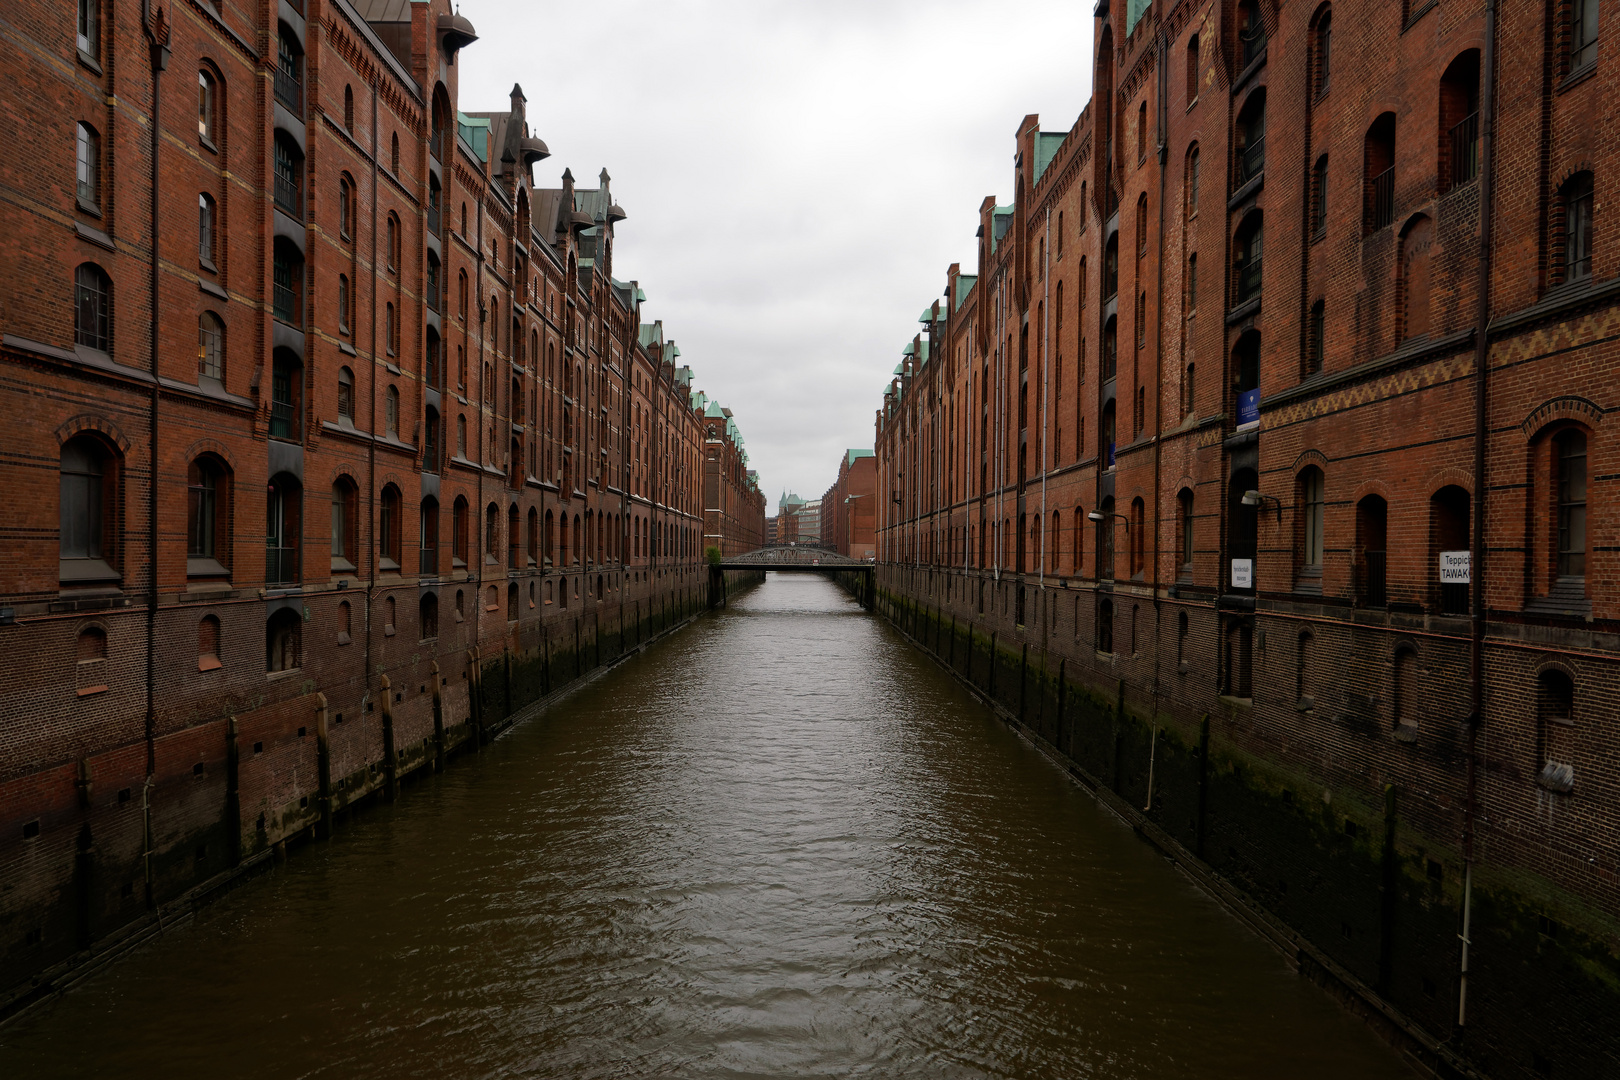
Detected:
[875,1,1616,1076]
[0,0,763,1010]
[819,450,877,560]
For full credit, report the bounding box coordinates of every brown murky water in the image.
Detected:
[0,575,1408,1078]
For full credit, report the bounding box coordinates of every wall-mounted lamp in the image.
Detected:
[1088,510,1131,532]
[1240,489,1283,521]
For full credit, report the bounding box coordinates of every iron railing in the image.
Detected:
[1450,112,1479,188]
[1236,254,1263,303]
[427,203,442,238]
[266,546,297,586]
[1368,167,1395,231]
[1361,550,1388,606]
[1241,25,1267,69]
[274,66,302,112]
[274,171,301,217]
[1237,135,1265,186]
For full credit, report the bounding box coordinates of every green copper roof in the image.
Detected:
[893,363,904,375]
[954,274,978,311]
[1034,132,1067,184]
[846,448,874,466]
[918,303,940,324]
[456,112,489,161]
[704,401,726,419]
[902,343,915,357]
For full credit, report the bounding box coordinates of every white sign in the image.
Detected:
[1440,550,1471,584]
[1231,558,1253,589]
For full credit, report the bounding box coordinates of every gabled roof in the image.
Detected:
[954,274,978,311]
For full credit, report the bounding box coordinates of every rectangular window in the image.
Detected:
[77,0,98,57]
[76,124,98,207]
[1572,0,1599,71]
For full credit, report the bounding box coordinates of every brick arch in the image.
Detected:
[1309,0,1332,27]
[1349,478,1393,505]
[184,438,237,471]
[326,463,361,488]
[1291,448,1329,474]
[1174,474,1197,494]
[1533,656,1580,694]
[1391,636,1420,659]
[56,414,130,453]
[1424,466,1474,497]
[1521,395,1602,439]
[1552,158,1595,194]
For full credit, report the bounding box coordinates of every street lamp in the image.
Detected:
[1240,489,1283,521]
[1087,509,1130,532]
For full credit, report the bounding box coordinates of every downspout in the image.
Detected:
[1152,25,1170,714]
[995,278,1004,582]
[142,1,168,910]
[1040,208,1051,589]
[472,171,485,679]
[1460,0,1497,1031]
[365,75,380,737]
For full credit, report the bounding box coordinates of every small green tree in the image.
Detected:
[705,546,722,566]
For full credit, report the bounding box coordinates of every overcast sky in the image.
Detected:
[461,1,1094,506]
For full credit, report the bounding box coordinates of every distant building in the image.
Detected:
[765,517,779,546]
[799,500,822,545]
[820,450,876,559]
[777,491,806,543]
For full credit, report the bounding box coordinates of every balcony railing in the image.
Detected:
[429,129,444,164]
[1240,26,1267,69]
[274,172,301,217]
[274,67,302,113]
[427,203,442,238]
[1450,113,1479,188]
[1237,135,1265,186]
[272,277,296,323]
[1368,167,1395,231]
[1236,254,1263,303]
[1361,550,1387,606]
[266,545,297,586]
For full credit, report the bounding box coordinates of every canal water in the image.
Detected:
[0,575,1408,1078]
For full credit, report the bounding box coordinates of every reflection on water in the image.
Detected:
[0,575,1406,1078]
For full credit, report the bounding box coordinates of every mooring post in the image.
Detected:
[380,675,398,802]
[430,661,446,774]
[315,693,333,840]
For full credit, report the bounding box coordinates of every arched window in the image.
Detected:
[75,263,111,352]
[1235,90,1266,188]
[272,238,302,323]
[386,215,398,271]
[343,84,354,130]
[267,608,300,671]
[337,273,352,335]
[527,507,539,565]
[1555,429,1588,581]
[1234,212,1263,304]
[378,484,401,569]
[1356,494,1389,605]
[1439,51,1480,191]
[1071,506,1084,576]
[458,269,468,320]
[391,131,400,174]
[331,478,356,571]
[1100,397,1116,469]
[1431,484,1471,614]
[266,473,301,585]
[77,0,99,57]
[273,134,301,216]
[419,496,439,575]
[339,177,354,240]
[384,302,396,355]
[198,312,224,381]
[451,496,469,567]
[187,454,230,575]
[1130,497,1146,577]
[1178,489,1195,576]
[1311,156,1329,238]
[275,26,302,110]
[424,405,441,472]
[1101,315,1118,381]
[1237,0,1266,68]
[1103,233,1119,299]
[1137,100,1148,163]
[1297,466,1325,580]
[426,253,441,314]
[270,348,301,439]
[1187,33,1201,102]
[199,70,218,144]
[419,593,439,640]
[198,615,221,671]
[1224,618,1254,697]
[1186,146,1201,218]
[1535,669,1576,792]
[1096,597,1114,654]
[1568,0,1599,73]
[59,434,119,583]
[76,122,100,208]
[1399,215,1433,340]
[1364,113,1397,232]
[385,384,399,437]
[544,509,555,566]
[1314,11,1332,97]
[1232,330,1260,424]
[486,502,500,559]
[200,191,220,265]
[1557,172,1594,285]
[574,514,582,565]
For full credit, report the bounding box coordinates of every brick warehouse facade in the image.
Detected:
[0,0,765,1012]
[873,0,1615,1077]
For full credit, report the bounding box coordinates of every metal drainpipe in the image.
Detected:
[1152,25,1170,714]
[365,75,380,737]
[1460,0,1497,1031]
[142,4,167,909]
[1041,209,1051,590]
[472,171,485,672]
[995,277,1004,582]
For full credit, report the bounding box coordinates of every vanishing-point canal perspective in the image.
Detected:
[1,0,1617,1077]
